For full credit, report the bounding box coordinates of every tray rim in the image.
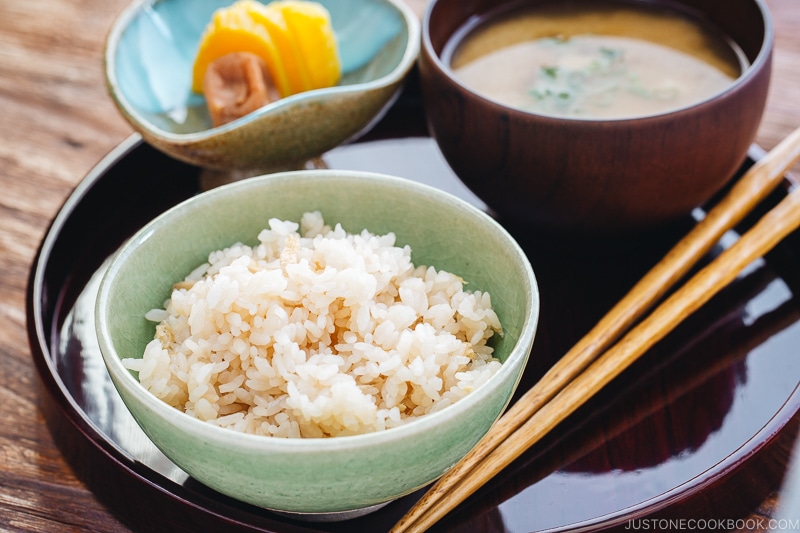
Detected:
[26,132,800,532]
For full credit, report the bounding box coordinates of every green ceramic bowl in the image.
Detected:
[95,170,539,516]
[104,0,420,172]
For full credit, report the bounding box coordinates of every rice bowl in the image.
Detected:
[96,169,539,514]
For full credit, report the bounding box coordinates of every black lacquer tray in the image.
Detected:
[27,83,800,532]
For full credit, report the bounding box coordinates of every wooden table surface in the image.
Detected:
[1,0,798,531]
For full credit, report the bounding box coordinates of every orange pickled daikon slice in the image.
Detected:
[192,0,341,99]
[245,1,312,95]
[276,0,341,91]
[192,0,291,97]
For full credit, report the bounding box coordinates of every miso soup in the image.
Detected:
[446,1,746,119]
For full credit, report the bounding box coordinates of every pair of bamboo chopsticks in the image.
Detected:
[391,126,800,533]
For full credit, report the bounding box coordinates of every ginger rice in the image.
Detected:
[122,211,503,438]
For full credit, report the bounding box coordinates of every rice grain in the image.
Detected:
[122,212,503,438]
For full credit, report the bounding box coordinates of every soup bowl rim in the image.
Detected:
[421,0,774,123]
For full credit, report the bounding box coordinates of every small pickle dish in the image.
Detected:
[104,0,420,172]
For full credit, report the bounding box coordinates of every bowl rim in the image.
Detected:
[104,0,422,142]
[421,0,774,123]
[95,169,540,453]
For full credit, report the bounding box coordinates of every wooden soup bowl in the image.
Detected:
[420,0,773,236]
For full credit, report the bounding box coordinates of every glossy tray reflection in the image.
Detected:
[27,89,800,532]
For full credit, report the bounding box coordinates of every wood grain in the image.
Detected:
[0,0,797,531]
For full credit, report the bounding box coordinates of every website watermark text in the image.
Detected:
[625,518,800,530]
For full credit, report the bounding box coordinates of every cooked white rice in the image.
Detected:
[122,211,503,438]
